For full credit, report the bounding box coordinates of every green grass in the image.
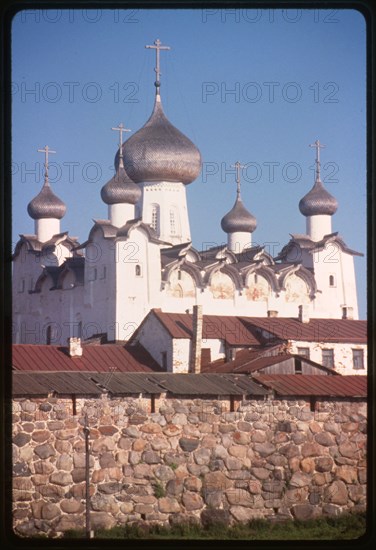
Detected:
[64,512,366,540]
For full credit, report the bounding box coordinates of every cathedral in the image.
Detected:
[12,39,363,353]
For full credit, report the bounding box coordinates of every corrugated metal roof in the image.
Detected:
[255,375,367,397]
[13,371,102,396]
[12,344,162,373]
[240,317,367,344]
[152,310,261,346]
[203,351,337,375]
[12,372,269,397]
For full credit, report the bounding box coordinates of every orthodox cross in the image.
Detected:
[112,123,131,157]
[231,161,246,196]
[309,139,325,181]
[145,39,171,90]
[37,145,56,184]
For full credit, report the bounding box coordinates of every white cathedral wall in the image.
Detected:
[114,229,162,341]
[83,235,116,341]
[311,247,359,319]
[288,340,367,375]
[139,182,191,245]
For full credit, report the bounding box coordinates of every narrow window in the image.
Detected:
[135,264,141,277]
[18,279,25,293]
[161,351,167,370]
[329,275,335,287]
[170,209,176,235]
[322,349,334,369]
[151,204,160,233]
[77,321,82,339]
[46,325,52,345]
[297,347,310,359]
[352,349,364,370]
[294,358,302,374]
[177,270,182,280]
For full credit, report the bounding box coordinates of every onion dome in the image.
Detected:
[117,95,202,185]
[299,139,338,217]
[299,179,338,216]
[221,195,257,234]
[101,158,141,205]
[27,178,66,220]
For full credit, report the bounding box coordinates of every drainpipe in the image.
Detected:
[190,305,203,374]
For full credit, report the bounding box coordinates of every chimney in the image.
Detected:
[267,310,278,318]
[190,305,203,374]
[298,304,310,324]
[342,306,354,320]
[68,337,83,357]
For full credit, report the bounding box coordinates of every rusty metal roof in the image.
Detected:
[12,344,161,373]
[151,310,261,346]
[240,317,367,344]
[12,372,269,397]
[255,374,367,397]
[12,371,102,396]
[203,349,337,375]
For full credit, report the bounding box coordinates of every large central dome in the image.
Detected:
[116,96,202,185]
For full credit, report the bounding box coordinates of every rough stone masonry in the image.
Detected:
[12,394,366,537]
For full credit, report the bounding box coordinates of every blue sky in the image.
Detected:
[11,8,367,318]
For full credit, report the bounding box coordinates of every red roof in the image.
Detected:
[12,343,161,373]
[255,374,367,397]
[240,317,367,344]
[202,348,336,375]
[147,310,367,346]
[152,310,261,346]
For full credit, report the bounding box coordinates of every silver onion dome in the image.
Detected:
[101,160,141,205]
[27,181,66,220]
[299,179,338,217]
[116,96,202,185]
[221,195,257,234]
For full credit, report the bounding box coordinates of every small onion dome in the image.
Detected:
[101,160,141,205]
[27,181,66,220]
[299,179,338,216]
[221,195,257,234]
[116,96,201,185]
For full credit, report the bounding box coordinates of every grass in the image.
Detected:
[63,512,366,540]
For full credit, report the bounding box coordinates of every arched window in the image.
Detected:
[151,204,160,233]
[329,275,335,287]
[135,264,142,277]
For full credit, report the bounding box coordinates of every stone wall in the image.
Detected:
[12,394,367,537]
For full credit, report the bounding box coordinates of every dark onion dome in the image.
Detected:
[116,96,202,185]
[101,159,141,205]
[27,180,66,220]
[299,179,338,217]
[221,195,257,234]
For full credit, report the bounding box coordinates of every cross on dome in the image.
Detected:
[145,38,171,93]
[231,161,246,196]
[309,139,325,182]
[37,145,56,184]
[111,123,131,158]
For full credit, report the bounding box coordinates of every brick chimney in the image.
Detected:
[68,337,83,357]
[190,305,203,374]
[342,306,354,320]
[267,310,278,318]
[298,304,310,323]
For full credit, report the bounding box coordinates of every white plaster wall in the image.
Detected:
[139,181,191,244]
[289,340,367,375]
[134,313,173,369]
